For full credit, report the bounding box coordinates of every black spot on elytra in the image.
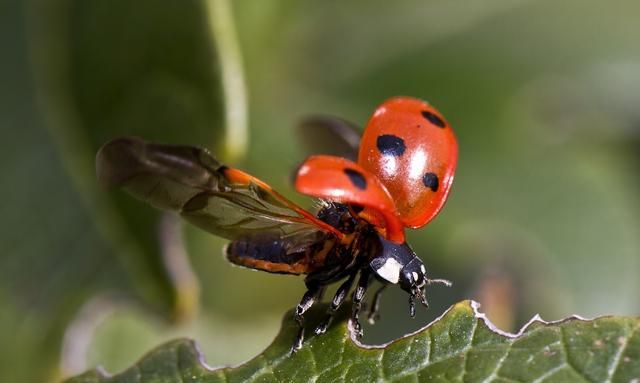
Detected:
[421,110,446,128]
[422,172,439,192]
[344,168,367,190]
[376,135,406,156]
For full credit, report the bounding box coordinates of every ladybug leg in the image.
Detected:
[314,272,357,335]
[291,283,325,354]
[350,269,373,339]
[408,294,416,317]
[366,284,387,324]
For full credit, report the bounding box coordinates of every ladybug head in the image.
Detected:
[370,236,451,317]
[398,257,430,316]
[398,257,427,293]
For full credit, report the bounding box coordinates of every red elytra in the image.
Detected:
[358,97,458,229]
[295,155,405,243]
[296,96,458,242]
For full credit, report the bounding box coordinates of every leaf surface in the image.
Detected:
[65,300,640,383]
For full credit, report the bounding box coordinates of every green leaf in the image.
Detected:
[64,300,640,383]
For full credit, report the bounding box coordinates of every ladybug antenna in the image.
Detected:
[426,278,453,287]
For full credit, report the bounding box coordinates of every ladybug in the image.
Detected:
[96,96,458,352]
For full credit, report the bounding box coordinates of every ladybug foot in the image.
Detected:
[367,311,380,325]
[314,318,331,335]
[314,273,357,336]
[351,319,364,339]
[366,284,387,325]
[290,326,304,355]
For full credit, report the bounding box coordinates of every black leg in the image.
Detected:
[408,293,416,318]
[315,272,357,335]
[351,270,372,339]
[418,289,429,308]
[366,284,387,324]
[291,284,324,354]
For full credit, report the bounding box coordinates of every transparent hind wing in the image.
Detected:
[297,115,360,161]
[97,137,342,241]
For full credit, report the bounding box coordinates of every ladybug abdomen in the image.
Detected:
[358,97,458,228]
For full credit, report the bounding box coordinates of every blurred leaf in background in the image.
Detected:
[2,0,237,380]
[30,0,228,318]
[1,0,639,382]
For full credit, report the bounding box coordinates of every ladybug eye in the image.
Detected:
[413,271,425,288]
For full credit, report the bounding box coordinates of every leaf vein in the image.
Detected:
[460,317,480,382]
[337,336,350,382]
[480,341,511,383]
[530,364,566,383]
[378,348,387,382]
[244,355,279,383]
[306,347,320,383]
[174,347,185,383]
[603,323,637,383]
[560,326,593,382]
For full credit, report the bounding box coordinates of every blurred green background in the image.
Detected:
[2,0,639,382]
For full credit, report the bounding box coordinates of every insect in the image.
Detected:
[96,96,458,352]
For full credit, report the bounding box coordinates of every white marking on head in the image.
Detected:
[412,272,419,281]
[375,258,402,284]
[420,264,426,273]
